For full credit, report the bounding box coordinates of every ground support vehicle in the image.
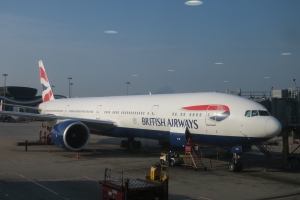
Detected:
[100,165,169,200]
[14,130,52,147]
[160,152,184,166]
[0,115,16,123]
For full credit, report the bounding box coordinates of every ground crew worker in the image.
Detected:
[167,151,172,165]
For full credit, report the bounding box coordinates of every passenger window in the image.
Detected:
[252,110,258,117]
[245,110,251,117]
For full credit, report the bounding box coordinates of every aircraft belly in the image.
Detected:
[100,127,170,141]
[191,133,267,146]
[94,126,266,146]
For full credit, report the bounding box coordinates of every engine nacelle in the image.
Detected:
[51,120,90,151]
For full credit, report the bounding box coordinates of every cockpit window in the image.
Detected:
[245,110,270,117]
[251,110,258,117]
[259,110,270,116]
[245,110,251,117]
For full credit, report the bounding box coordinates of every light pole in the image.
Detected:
[68,77,72,98]
[70,83,73,98]
[126,82,130,95]
[51,85,55,95]
[2,74,8,111]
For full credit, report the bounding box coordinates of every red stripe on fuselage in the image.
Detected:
[182,104,230,112]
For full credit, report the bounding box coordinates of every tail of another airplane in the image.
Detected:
[39,60,55,102]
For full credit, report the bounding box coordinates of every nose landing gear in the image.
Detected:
[228,153,243,172]
[228,146,243,172]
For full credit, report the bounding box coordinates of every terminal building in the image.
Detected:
[0,86,66,110]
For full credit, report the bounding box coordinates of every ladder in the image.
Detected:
[182,144,206,170]
[255,143,272,157]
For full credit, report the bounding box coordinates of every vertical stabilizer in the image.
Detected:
[39,60,55,102]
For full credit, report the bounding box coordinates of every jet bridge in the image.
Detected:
[228,86,300,170]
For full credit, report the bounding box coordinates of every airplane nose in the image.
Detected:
[265,118,282,138]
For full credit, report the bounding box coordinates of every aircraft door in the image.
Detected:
[205,105,218,126]
[96,105,102,119]
[169,126,188,147]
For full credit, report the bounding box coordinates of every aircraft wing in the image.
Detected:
[0,110,118,134]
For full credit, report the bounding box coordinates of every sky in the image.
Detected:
[0,0,299,97]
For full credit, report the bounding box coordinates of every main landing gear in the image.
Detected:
[228,146,243,172]
[120,137,142,151]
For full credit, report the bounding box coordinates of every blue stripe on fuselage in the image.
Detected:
[98,127,269,147]
[210,111,230,122]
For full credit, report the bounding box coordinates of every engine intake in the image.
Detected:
[51,120,90,151]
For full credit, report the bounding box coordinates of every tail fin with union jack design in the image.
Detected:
[39,60,55,102]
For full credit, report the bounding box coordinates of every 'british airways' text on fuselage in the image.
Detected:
[141,117,199,129]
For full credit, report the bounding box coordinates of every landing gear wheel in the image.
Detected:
[228,162,236,172]
[236,162,243,171]
[170,160,175,166]
[121,138,142,151]
[120,140,128,148]
[136,141,142,149]
[129,142,134,151]
[160,159,164,165]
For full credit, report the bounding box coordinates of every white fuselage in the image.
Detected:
[39,92,282,146]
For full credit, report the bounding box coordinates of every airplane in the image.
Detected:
[0,60,282,172]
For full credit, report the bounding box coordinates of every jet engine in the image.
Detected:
[50,120,90,151]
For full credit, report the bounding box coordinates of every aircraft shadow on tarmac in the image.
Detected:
[10,136,298,173]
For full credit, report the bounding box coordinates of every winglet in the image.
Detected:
[39,60,55,102]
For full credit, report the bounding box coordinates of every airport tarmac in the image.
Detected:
[0,122,300,200]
